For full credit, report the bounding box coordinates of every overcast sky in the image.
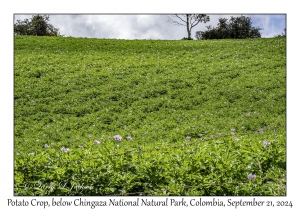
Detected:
[14,14,286,40]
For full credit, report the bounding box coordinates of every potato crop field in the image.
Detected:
[14,36,286,196]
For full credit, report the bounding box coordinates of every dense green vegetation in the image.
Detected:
[195,16,262,40]
[14,36,286,196]
[14,15,61,36]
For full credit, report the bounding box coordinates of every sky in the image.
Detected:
[14,14,286,40]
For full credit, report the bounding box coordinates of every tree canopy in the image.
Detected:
[14,15,61,36]
[195,15,262,40]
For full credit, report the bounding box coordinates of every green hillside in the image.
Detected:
[14,36,286,196]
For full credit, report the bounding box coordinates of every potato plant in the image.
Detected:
[14,36,286,196]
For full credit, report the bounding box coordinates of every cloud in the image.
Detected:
[50,15,172,39]
[249,14,286,37]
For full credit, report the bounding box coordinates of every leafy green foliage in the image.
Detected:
[14,15,61,36]
[196,15,262,40]
[14,36,286,196]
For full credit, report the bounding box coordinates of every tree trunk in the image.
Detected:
[186,15,191,39]
[188,29,191,39]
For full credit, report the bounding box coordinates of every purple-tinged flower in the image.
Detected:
[61,147,70,153]
[94,140,100,145]
[247,174,256,179]
[126,136,133,141]
[198,134,203,137]
[114,135,122,141]
[79,145,84,148]
[44,144,50,148]
[186,136,191,140]
[234,137,239,141]
[263,140,270,146]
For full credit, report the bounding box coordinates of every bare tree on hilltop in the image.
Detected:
[168,14,210,40]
